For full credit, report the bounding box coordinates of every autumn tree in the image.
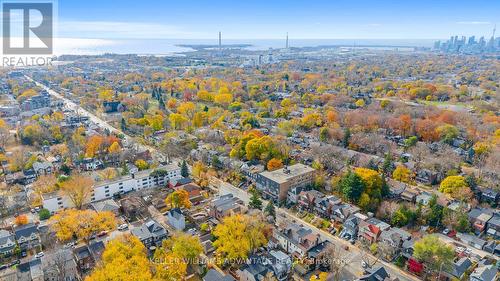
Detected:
[439,175,467,195]
[86,235,153,281]
[165,189,191,209]
[392,165,414,184]
[85,135,104,158]
[354,167,387,211]
[310,272,329,281]
[158,232,203,261]
[135,159,149,171]
[49,209,116,242]
[15,215,29,225]
[212,214,269,262]
[413,235,454,276]
[267,158,283,171]
[60,174,94,209]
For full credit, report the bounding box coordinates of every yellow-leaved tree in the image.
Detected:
[392,165,414,184]
[59,174,94,209]
[212,214,269,263]
[49,209,116,243]
[86,235,153,281]
[165,189,191,209]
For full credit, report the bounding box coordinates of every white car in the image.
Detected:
[34,252,44,258]
[117,224,129,231]
[442,228,450,235]
[64,242,75,249]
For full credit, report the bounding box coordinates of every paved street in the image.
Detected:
[26,76,168,163]
[25,76,419,281]
[214,178,421,281]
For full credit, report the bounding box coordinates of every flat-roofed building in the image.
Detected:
[255,164,315,202]
[42,164,182,213]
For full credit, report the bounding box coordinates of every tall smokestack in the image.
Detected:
[286,32,289,49]
[219,31,222,50]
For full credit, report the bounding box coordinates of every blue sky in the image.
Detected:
[56,0,498,39]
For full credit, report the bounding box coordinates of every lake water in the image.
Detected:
[54,38,436,55]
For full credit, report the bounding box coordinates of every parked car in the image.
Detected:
[0,264,8,271]
[34,252,44,258]
[442,228,450,235]
[64,242,75,248]
[97,230,108,237]
[117,224,129,231]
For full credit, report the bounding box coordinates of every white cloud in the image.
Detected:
[456,21,491,25]
[58,20,204,39]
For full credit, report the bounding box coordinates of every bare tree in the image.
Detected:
[52,250,70,281]
[318,244,352,281]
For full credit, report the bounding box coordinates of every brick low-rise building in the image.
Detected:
[255,164,315,202]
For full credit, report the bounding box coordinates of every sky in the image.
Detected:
[54,0,498,40]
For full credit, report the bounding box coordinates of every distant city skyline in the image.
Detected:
[56,0,498,40]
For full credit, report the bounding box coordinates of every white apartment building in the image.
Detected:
[42,164,182,213]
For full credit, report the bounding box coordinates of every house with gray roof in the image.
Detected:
[267,250,292,281]
[468,208,494,234]
[273,222,321,257]
[209,194,245,220]
[237,261,270,281]
[443,257,472,280]
[357,266,391,281]
[91,199,120,215]
[470,264,498,281]
[131,219,168,249]
[166,208,185,230]
[32,161,53,176]
[203,269,235,281]
[457,232,487,250]
[379,227,411,260]
[0,229,16,257]
[486,213,500,238]
[14,223,40,252]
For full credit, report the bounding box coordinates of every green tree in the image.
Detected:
[159,232,203,261]
[120,117,127,131]
[319,127,329,142]
[264,201,276,219]
[436,124,459,144]
[340,171,365,203]
[403,136,418,150]
[381,153,393,175]
[425,196,444,227]
[342,128,351,148]
[39,208,51,220]
[391,205,417,227]
[413,235,454,274]
[249,189,263,210]
[181,160,189,178]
